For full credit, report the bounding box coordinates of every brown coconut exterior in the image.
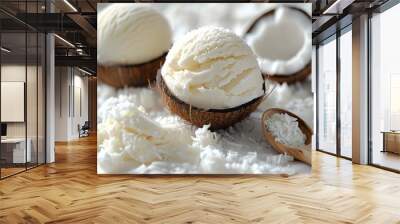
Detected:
[244,7,312,84]
[98,53,166,88]
[157,74,264,130]
[265,63,311,84]
[261,108,312,165]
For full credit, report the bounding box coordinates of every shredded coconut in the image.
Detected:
[97,85,310,175]
[266,113,306,148]
[258,81,313,128]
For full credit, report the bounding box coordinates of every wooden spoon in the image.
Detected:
[261,108,312,165]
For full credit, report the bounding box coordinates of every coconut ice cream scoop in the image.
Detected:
[159,26,265,129]
[98,4,172,87]
[161,26,265,110]
[245,6,312,84]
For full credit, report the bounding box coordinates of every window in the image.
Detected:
[317,36,337,154]
[390,74,400,130]
[316,27,353,159]
[339,28,352,158]
[370,2,400,171]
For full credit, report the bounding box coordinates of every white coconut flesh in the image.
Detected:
[246,7,312,76]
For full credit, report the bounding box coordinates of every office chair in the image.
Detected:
[79,121,90,138]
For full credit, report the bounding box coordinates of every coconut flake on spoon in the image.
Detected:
[245,6,312,84]
[261,108,312,165]
[98,4,172,87]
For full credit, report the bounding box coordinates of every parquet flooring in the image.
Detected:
[1,167,26,178]
[372,150,400,171]
[1,135,400,223]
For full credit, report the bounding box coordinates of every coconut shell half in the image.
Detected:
[261,108,312,165]
[98,53,167,88]
[244,7,312,84]
[266,63,311,84]
[157,74,264,130]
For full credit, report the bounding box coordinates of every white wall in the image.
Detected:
[1,65,26,137]
[1,65,39,137]
[77,73,89,137]
[69,73,89,139]
[1,63,47,164]
[54,67,89,141]
[55,66,68,141]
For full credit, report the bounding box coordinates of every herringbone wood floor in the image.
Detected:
[1,135,400,224]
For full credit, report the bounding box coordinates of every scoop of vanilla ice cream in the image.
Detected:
[97,4,172,65]
[161,26,265,110]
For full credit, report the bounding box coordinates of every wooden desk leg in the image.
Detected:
[382,133,386,153]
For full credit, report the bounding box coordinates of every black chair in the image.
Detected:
[79,121,90,138]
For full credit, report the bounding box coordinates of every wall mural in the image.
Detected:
[97,3,313,175]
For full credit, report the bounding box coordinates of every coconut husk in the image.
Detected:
[98,53,167,88]
[265,63,311,84]
[261,108,312,165]
[244,7,312,84]
[157,74,264,130]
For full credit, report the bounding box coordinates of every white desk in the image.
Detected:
[1,138,31,163]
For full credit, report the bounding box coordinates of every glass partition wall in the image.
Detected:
[0,30,27,177]
[0,3,46,179]
[316,26,353,159]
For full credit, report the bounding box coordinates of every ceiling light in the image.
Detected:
[1,47,11,53]
[54,34,75,48]
[78,67,93,76]
[63,0,78,12]
[76,48,86,55]
[323,0,354,15]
